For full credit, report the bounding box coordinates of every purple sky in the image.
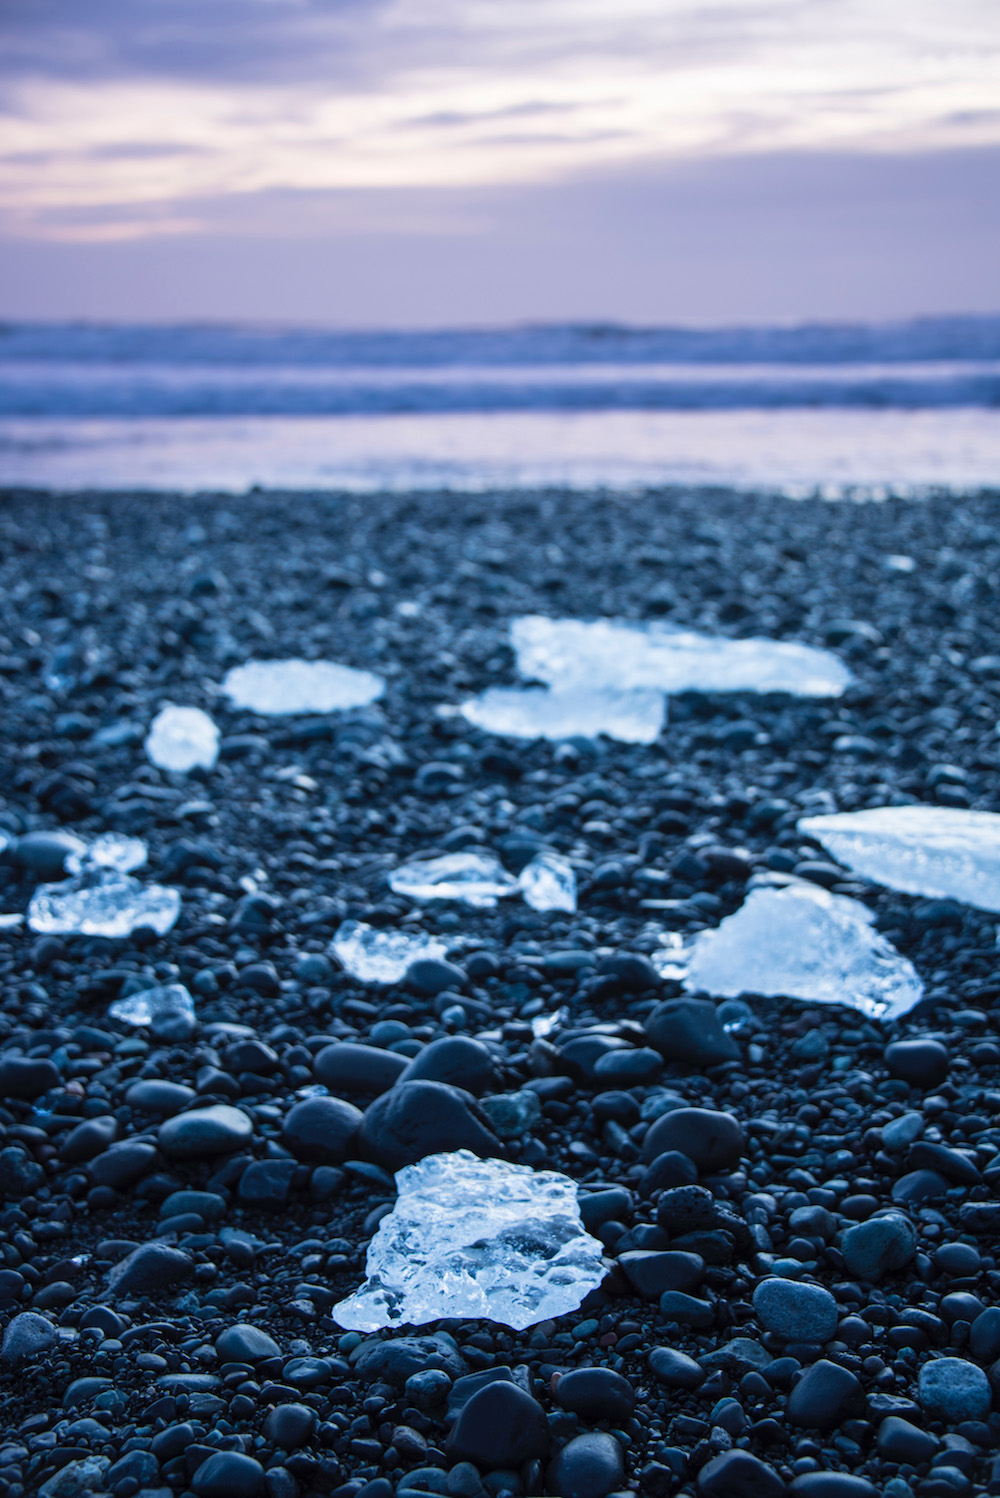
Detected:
[2,0,998,325]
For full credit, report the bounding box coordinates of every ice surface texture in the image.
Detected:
[460,686,665,745]
[388,851,576,911]
[330,921,448,983]
[145,705,220,773]
[108,983,196,1039]
[332,1150,605,1332]
[28,873,181,939]
[222,658,384,715]
[512,615,851,697]
[800,806,1000,913]
[65,833,147,875]
[673,880,923,1020]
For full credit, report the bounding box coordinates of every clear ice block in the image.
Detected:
[388,852,519,909]
[330,921,448,983]
[65,833,147,876]
[145,704,220,773]
[671,880,923,1020]
[799,806,1000,913]
[511,615,851,697]
[518,851,578,912]
[332,1149,606,1332]
[459,685,665,745]
[27,872,181,939]
[222,658,384,715]
[108,982,196,1040]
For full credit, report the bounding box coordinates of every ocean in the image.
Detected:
[1,316,998,495]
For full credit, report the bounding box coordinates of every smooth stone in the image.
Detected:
[877,1416,940,1462]
[237,1158,297,1207]
[697,1449,785,1498]
[658,1291,714,1328]
[884,1039,949,1088]
[314,1042,409,1095]
[640,1150,699,1195]
[63,1376,113,1409]
[399,1037,494,1096]
[592,1047,663,1084]
[1,1311,57,1362]
[159,1190,226,1222]
[6,830,82,879]
[970,1308,1000,1364]
[448,1382,549,1467]
[106,1244,193,1294]
[882,1111,923,1151]
[554,1367,635,1422]
[405,957,468,995]
[787,1360,864,1429]
[649,1346,706,1389]
[158,1104,254,1158]
[655,1184,753,1251]
[645,997,739,1066]
[0,1056,59,1100]
[579,1187,634,1232]
[215,1324,281,1363]
[641,1107,743,1171]
[59,1115,118,1163]
[89,1140,158,1189]
[753,1278,838,1343]
[191,1452,265,1497]
[618,1250,704,1298]
[358,1080,501,1171]
[840,1214,916,1281]
[282,1096,362,1163]
[263,1402,317,1449]
[0,1146,44,1196]
[788,1478,877,1498]
[479,1090,541,1139]
[352,1335,465,1385]
[125,1079,197,1115]
[918,1357,992,1422]
[547,1432,624,1498]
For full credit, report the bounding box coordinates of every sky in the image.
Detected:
[1,0,998,325]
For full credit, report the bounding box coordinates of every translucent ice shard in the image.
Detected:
[108,982,196,1040]
[511,615,851,697]
[145,705,220,773]
[388,852,519,909]
[673,880,923,1020]
[459,685,665,745]
[330,921,448,983]
[222,658,384,715]
[799,806,1000,913]
[332,1150,606,1332]
[519,852,577,913]
[66,833,147,876]
[28,872,181,939]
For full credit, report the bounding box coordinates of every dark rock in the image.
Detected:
[263,1402,317,1449]
[158,1103,254,1157]
[0,1056,59,1100]
[554,1367,635,1422]
[547,1431,624,1498]
[89,1140,158,1189]
[191,1452,265,1497]
[592,1046,663,1084]
[405,957,468,995]
[579,1187,634,1232]
[645,998,739,1066]
[215,1324,281,1363]
[352,1335,465,1385]
[618,1250,704,1298]
[59,1114,118,1163]
[595,952,662,993]
[658,1291,714,1327]
[399,1036,494,1095]
[885,1038,949,1088]
[125,1079,196,1115]
[656,1185,753,1251]
[787,1360,864,1429]
[877,1415,940,1462]
[788,1477,877,1498]
[358,1080,501,1171]
[970,1308,1000,1364]
[237,1158,297,1207]
[840,1213,916,1280]
[697,1449,785,1498]
[282,1095,362,1163]
[640,1150,699,1196]
[0,1145,44,1196]
[753,1279,838,1343]
[314,1042,409,1095]
[1,1311,57,1362]
[107,1244,193,1294]
[642,1107,743,1171]
[448,1382,549,1467]
[649,1346,706,1389]
[918,1357,992,1421]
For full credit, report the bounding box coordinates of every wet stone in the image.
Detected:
[840,1213,917,1281]
[158,1103,254,1157]
[448,1382,550,1467]
[282,1095,362,1163]
[357,1081,502,1171]
[547,1431,625,1498]
[918,1357,992,1422]
[641,1107,744,1172]
[554,1367,635,1422]
[753,1278,838,1343]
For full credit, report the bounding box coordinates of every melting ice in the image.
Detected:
[108,982,196,1040]
[519,852,577,913]
[389,853,519,909]
[330,921,448,983]
[332,1150,605,1333]
[799,806,1000,913]
[28,873,181,939]
[459,685,665,745]
[145,705,220,773]
[664,880,923,1021]
[222,658,384,715]
[66,834,147,876]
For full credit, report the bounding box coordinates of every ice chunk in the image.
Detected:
[511,615,851,697]
[330,920,448,983]
[519,852,577,913]
[108,982,196,1040]
[27,873,181,939]
[332,1149,605,1332]
[222,658,384,715]
[531,1007,569,1038]
[66,833,147,876]
[388,852,519,909]
[145,704,220,773]
[799,806,1000,913]
[671,880,923,1020]
[459,685,665,745]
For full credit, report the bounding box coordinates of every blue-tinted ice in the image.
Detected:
[459,685,665,745]
[330,921,448,983]
[222,658,384,715]
[145,704,220,773]
[108,982,196,1040]
[28,873,181,939]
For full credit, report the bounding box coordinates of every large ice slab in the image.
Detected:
[459,685,665,745]
[330,921,448,983]
[666,880,923,1020]
[799,806,1000,913]
[389,853,519,909]
[519,852,577,913]
[109,982,196,1040]
[511,615,851,697]
[28,873,181,939]
[145,705,220,773]
[222,658,384,715]
[332,1150,605,1332]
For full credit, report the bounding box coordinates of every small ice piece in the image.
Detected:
[66,833,147,876]
[680,881,923,1020]
[519,852,577,913]
[222,658,384,715]
[531,1007,569,1038]
[459,685,665,745]
[799,806,1000,913]
[145,705,220,773]
[27,873,181,939]
[332,1149,606,1332]
[388,852,519,909]
[0,913,23,931]
[330,920,448,983]
[511,615,851,697]
[108,982,196,1040]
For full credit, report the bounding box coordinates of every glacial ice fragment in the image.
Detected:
[388,853,519,909]
[145,704,220,773]
[459,685,665,745]
[799,806,1000,913]
[519,852,577,912]
[222,658,384,715]
[668,880,923,1020]
[330,921,448,983]
[511,615,851,697]
[28,873,181,939]
[332,1149,606,1332]
[65,833,147,875]
[108,982,196,1040]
